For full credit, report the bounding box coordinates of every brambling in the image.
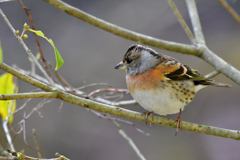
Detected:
[115,44,229,134]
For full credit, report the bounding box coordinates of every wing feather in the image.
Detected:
[163,61,230,87]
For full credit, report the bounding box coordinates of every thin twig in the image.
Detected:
[204,70,220,79]
[7,149,69,160]
[89,109,147,159]
[75,83,113,91]
[18,0,54,78]
[185,0,205,44]
[218,0,240,24]
[32,129,43,158]
[0,9,55,87]
[58,101,64,112]
[2,100,15,152]
[107,114,146,160]
[1,62,240,140]
[2,121,15,152]
[49,63,73,89]
[8,98,54,156]
[88,88,128,97]
[90,110,149,136]
[46,63,68,90]
[168,0,195,44]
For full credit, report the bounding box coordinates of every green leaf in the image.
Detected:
[49,39,64,70]
[27,29,64,70]
[0,40,2,63]
[28,29,46,39]
[0,73,17,123]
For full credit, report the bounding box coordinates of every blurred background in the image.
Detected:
[0,0,240,159]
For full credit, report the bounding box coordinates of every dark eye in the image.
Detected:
[127,59,133,64]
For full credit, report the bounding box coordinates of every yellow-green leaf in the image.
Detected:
[0,73,16,123]
[0,40,2,63]
[49,39,64,70]
[27,29,64,70]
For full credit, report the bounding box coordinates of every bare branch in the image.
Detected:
[43,0,198,56]
[2,121,15,152]
[168,0,195,44]
[2,101,16,151]
[107,114,146,160]
[185,0,205,44]
[6,149,69,160]
[204,70,220,79]
[48,63,73,89]
[90,110,149,136]
[0,62,240,140]
[32,129,43,158]
[89,110,147,159]
[218,0,240,24]
[0,92,58,100]
[201,46,240,84]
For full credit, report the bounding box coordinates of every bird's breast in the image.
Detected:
[126,69,166,94]
[126,71,197,115]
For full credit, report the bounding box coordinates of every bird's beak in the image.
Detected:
[115,61,126,69]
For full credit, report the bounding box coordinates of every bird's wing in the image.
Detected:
[160,60,230,87]
[159,59,206,81]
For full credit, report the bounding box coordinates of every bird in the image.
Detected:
[115,44,230,134]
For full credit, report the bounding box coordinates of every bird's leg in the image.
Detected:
[142,112,154,125]
[170,109,182,135]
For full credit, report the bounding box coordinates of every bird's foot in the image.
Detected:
[142,112,154,125]
[170,109,182,136]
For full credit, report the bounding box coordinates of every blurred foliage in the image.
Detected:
[0,73,16,123]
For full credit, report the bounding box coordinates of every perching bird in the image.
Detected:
[115,44,229,134]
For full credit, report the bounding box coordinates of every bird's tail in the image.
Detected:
[194,80,231,87]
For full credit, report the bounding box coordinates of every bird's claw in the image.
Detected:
[170,109,182,136]
[142,112,154,125]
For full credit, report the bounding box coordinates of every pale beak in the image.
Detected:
[115,61,127,69]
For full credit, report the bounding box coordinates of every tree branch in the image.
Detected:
[42,0,240,86]
[185,0,205,44]
[107,115,146,160]
[168,0,195,44]
[0,88,136,107]
[218,0,240,24]
[204,70,220,79]
[201,46,240,84]
[0,92,57,100]
[0,62,240,140]
[43,0,198,56]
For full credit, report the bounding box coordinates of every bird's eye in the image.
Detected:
[127,59,133,64]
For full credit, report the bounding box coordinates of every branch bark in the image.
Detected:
[185,0,205,44]
[0,92,57,100]
[0,62,240,140]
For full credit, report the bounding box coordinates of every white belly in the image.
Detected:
[131,88,186,115]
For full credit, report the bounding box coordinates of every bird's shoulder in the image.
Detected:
[154,58,206,81]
